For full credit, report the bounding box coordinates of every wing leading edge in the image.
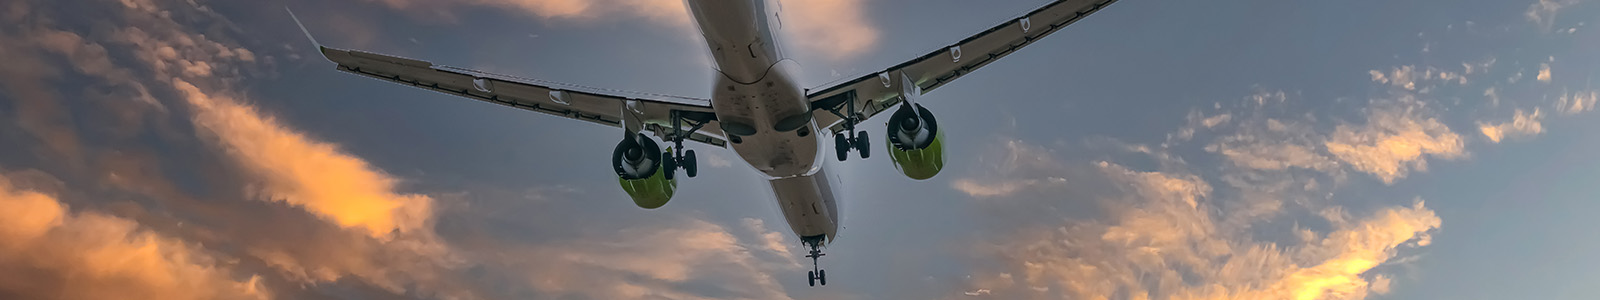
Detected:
[287,8,728,147]
[807,0,1117,133]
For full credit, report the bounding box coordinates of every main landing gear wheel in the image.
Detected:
[834,130,871,161]
[683,150,698,178]
[663,151,677,180]
[662,149,698,179]
[835,134,849,161]
[855,131,870,159]
[818,94,873,162]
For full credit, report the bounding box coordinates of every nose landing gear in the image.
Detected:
[802,235,827,286]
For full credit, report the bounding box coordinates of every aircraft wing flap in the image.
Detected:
[807,0,1117,133]
[317,46,729,147]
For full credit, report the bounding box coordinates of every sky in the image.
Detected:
[0,0,1597,299]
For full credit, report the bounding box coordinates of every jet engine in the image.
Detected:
[613,136,676,209]
[884,103,946,180]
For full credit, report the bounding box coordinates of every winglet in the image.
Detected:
[285,7,331,61]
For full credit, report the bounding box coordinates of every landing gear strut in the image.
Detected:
[662,111,712,180]
[803,235,827,286]
[818,92,871,161]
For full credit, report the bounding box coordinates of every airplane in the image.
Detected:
[288,0,1115,287]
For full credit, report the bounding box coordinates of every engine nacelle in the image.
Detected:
[885,103,946,180]
[613,136,676,209]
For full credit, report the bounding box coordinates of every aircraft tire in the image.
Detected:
[834,134,849,161]
[663,153,677,180]
[855,131,870,159]
[819,270,827,286]
[808,271,816,287]
[684,150,698,178]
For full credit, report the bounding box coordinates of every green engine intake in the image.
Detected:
[885,104,946,180]
[613,136,677,209]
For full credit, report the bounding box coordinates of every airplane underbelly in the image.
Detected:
[768,166,839,240]
[711,61,819,178]
[731,132,818,176]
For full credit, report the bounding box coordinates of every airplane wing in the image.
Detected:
[289,10,727,147]
[807,0,1116,133]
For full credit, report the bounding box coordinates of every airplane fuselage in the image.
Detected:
[686,0,840,243]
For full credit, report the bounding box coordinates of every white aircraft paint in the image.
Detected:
[687,0,841,247]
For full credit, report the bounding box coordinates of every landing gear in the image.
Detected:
[664,149,696,180]
[662,111,713,179]
[802,235,827,286]
[832,129,871,161]
[819,92,872,162]
[808,270,827,286]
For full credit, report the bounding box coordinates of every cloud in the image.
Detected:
[778,0,880,61]
[1527,0,1580,31]
[1207,118,1342,174]
[1368,66,1466,92]
[1478,108,1544,143]
[954,178,1064,198]
[0,0,821,298]
[1556,89,1597,114]
[1323,99,1464,184]
[1261,201,1438,300]
[951,140,1070,199]
[365,0,686,24]
[743,217,802,268]
[0,1,472,297]
[24,0,1597,299]
[177,81,435,239]
[360,0,878,61]
[957,147,1439,300]
[172,81,474,298]
[0,22,85,163]
[1199,114,1347,232]
[1167,108,1237,146]
[1537,63,1552,82]
[953,57,1483,296]
[0,170,269,300]
[1368,274,1392,295]
[475,218,798,300]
